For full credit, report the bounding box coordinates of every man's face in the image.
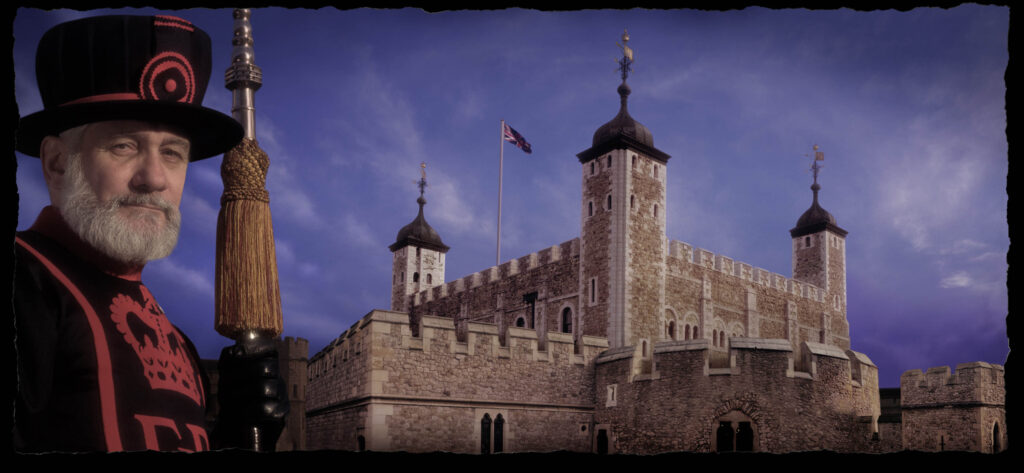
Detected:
[49,120,191,266]
[76,120,190,223]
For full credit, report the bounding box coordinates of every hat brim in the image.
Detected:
[17,100,243,161]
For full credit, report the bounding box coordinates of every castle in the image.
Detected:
[304,37,1006,454]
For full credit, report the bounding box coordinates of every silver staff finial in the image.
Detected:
[225,8,263,140]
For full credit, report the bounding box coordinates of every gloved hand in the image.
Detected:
[212,334,289,451]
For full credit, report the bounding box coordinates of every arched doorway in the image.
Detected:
[712,410,758,452]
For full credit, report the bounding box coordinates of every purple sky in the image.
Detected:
[13,7,1009,388]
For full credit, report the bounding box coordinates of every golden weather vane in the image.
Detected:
[616,29,634,81]
[416,162,428,197]
[804,144,825,185]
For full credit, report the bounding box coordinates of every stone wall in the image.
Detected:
[625,151,667,353]
[408,239,580,348]
[900,362,1006,452]
[593,337,880,453]
[306,310,608,452]
[663,240,850,357]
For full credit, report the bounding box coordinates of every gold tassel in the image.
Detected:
[215,138,283,339]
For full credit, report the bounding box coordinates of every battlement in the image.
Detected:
[596,337,874,388]
[900,362,1005,408]
[668,239,826,303]
[412,238,579,305]
[279,336,309,360]
[307,309,606,412]
[311,309,608,369]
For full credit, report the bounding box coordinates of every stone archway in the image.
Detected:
[706,398,768,452]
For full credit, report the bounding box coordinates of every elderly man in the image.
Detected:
[14,14,283,452]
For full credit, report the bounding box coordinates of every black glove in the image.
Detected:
[212,335,289,451]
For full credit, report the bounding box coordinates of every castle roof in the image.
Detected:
[790,182,847,238]
[390,195,450,253]
[578,81,670,164]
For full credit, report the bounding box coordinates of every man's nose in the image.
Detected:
[129,148,168,193]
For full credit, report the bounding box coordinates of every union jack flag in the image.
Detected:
[503,123,532,154]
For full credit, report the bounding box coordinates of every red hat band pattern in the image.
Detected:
[140,51,196,103]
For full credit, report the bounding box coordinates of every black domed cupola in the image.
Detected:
[390,165,450,253]
[578,30,670,164]
[790,147,847,238]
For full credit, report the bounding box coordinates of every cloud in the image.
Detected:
[939,272,971,289]
[180,194,218,235]
[939,239,987,255]
[147,257,215,297]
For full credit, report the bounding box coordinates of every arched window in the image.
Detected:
[805,236,811,248]
[632,155,637,169]
[668,321,676,340]
[630,195,635,209]
[588,202,593,217]
[720,331,725,347]
[515,317,525,328]
[413,272,419,283]
[994,423,1001,452]
[713,329,718,347]
[653,166,658,178]
[607,194,612,210]
[481,414,492,454]
[494,414,505,453]
[607,155,612,167]
[561,307,572,333]
[642,340,648,357]
[654,204,658,218]
[684,324,691,340]
[426,273,433,284]
[590,162,595,175]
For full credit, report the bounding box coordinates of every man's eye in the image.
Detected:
[109,142,136,153]
[163,149,187,161]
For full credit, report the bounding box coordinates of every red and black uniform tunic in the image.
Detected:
[14,207,210,452]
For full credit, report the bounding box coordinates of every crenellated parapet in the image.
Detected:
[898,362,1006,453]
[307,309,606,414]
[595,337,874,389]
[412,238,580,306]
[900,362,1005,408]
[668,239,826,303]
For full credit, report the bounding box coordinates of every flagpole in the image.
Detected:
[497,119,504,266]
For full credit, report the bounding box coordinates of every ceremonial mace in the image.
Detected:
[215,8,283,451]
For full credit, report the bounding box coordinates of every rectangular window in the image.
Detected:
[590,277,597,304]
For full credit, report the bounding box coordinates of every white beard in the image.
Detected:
[59,153,182,266]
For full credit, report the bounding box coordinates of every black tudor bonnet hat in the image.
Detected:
[16,14,243,161]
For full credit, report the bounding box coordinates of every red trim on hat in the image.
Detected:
[16,236,125,452]
[61,92,141,106]
[154,15,195,32]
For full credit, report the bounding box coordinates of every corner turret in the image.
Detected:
[790,146,848,319]
[390,163,448,312]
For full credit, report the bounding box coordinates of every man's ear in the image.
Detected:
[40,136,69,204]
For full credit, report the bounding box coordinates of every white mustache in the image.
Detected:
[115,194,174,219]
